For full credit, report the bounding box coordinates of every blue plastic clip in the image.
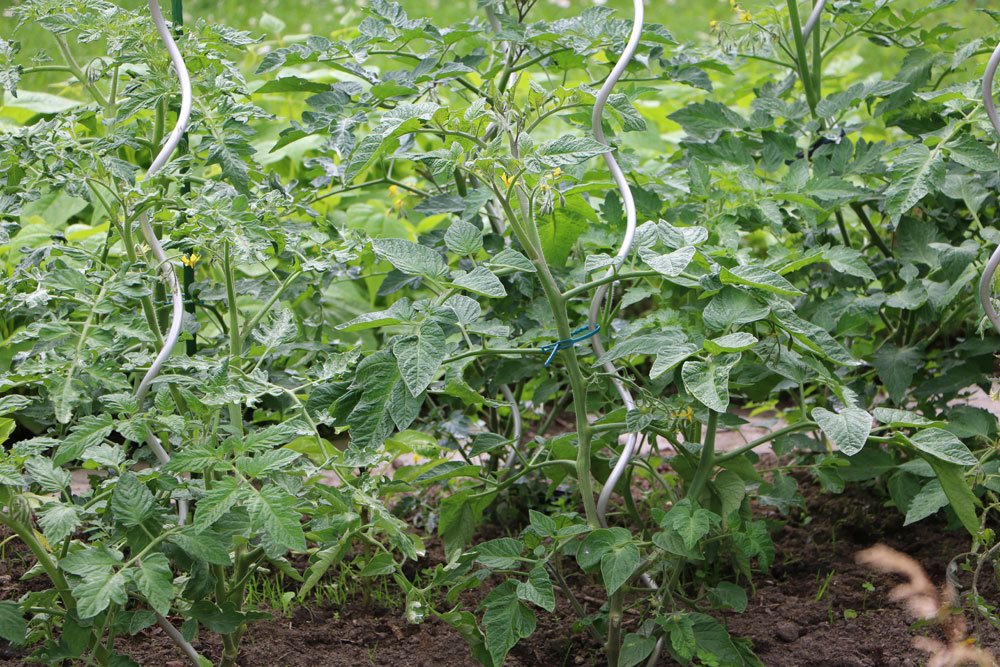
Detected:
[540,323,601,367]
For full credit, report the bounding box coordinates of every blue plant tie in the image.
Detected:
[540,323,601,367]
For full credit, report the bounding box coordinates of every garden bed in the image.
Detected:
[2,468,993,667]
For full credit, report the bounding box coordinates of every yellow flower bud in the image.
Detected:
[740,9,752,22]
[388,184,399,196]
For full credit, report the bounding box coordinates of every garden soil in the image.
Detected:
[1,473,998,667]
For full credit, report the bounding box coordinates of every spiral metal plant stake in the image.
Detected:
[980,40,1000,336]
[133,1,201,663]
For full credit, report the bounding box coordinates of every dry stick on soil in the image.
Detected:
[857,544,997,667]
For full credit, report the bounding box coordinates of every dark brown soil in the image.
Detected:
[724,474,1000,667]
[1,474,998,667]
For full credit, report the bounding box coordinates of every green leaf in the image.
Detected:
[720,265,804,297]
[662,499,719,550]
[528,135,609,170]
[451,267,507,297]
[486,248,535,273]
[37,502,81,543]
[169,529,233,566]
[438,491,478,563]
[651,345,701,380]
[885,143,945,222]
[704,333,757,354]
[393,321,446,397]
[337,298,414,332]
[681,359,732,412]
[481,582,536,667]
[620,633,657,667]
[703,289,769,331]
[658,614,696,661]
[872,408,943,428]
[345,103,439,182]
[247,485,307,555]
[824,246,876,281]
[601,541,639,594]
[924,458,980,536]
[516,566,555,612]
[642,246,696,277]
[947,135,1000,171]
[74,569,127,619]
[0,418,14,448]
[371,238,448,278]
[536,195,593,266]
[445,220,483,256]
[256,76,328,94]
[907,428,976,466]
[194,476,244,531]
[577,527,628,570]
[55,414,114,466]
[134,552,173,616]
[903,479,948,526]
[668,101,744,139]
[111,473,157,528]
[345,351,422,455]
[872,345,921,404]
[0,601,25,645]
[475,538,523,570]
[811,407,872,456]
[206,134,255,194]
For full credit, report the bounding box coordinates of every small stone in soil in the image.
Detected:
[775,621,801,643]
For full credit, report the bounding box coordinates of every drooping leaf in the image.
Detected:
[884,142,945,222]
[392,321,446,397]
[134,552,174,616]
[54,415,114,466]
[371,238,448,278]
[681,359,733,412]
[247,485,307,555]
[481,582,537,667]
[811,407,872,456]
[720,265,804,297]
[907,428,976,466]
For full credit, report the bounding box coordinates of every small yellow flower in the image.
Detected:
[388,184,399,196]
[709,20,719,29]
[729,0,737,9]
[499,172,516,189]
[540,182,550,192]
[137,243,150,255]
[739,9,752,22]
[393,197,405,211]
[181,253,201,268]
[551,167,562,178]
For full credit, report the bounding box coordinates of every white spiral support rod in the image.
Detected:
[980,40,1000,336]
[801,0,827,41]
[590,0,642,529]
[137,3,200,665]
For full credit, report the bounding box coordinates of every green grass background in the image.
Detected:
[1,0,994,60]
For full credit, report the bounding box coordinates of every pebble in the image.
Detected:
[775,621,800,643]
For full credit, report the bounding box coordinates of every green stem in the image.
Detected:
[786,0,819,117]
[53,34,108,108]
[223,242,245,438]
[811,1,822,101]
[239,270,303,349]
[687,410,719,501]
[715,421,818,463]
[494,189,600,525]
[562,270,661,300]
[606,589,624,667]
[849,203,893,258]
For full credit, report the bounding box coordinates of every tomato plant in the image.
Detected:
[1,0,999,665]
